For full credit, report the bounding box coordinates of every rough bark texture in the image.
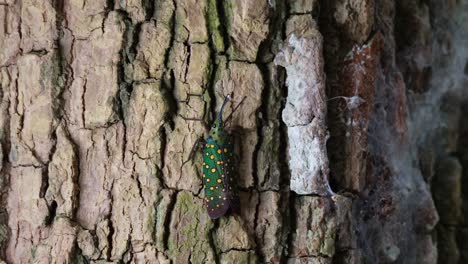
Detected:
[0,0,466,263]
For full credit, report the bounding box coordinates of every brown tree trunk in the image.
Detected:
[0,0,466,263]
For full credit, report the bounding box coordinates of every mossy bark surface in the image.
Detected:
[0,0,466,263]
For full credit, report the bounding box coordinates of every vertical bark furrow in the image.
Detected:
[0,0,466,263]
[0,64,14,261]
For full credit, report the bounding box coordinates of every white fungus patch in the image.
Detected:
[275,30,332,195]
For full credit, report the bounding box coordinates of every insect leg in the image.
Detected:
[178,92,204,104]
[181,137,205,168]
[223,96,247,127]
[178,115,210,132]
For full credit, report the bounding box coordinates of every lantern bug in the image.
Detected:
[181,95,246,219]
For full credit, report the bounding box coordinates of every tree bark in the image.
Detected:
[0,0,466,263]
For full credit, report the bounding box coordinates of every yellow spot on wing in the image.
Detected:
[210,144,215,148]
[206,178,210,182]
[224,148,228,153]
[217,179,222,183]
[210,155,214,160]
[210,187,214,190]
[205,165,209,169]
[217,149,222,154]
[211,168,216,173]
[210,197,214,200]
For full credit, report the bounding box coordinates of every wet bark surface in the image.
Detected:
[0,0,466,263]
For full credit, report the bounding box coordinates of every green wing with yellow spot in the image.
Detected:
[203,137,232,219]
[221,135,239,214]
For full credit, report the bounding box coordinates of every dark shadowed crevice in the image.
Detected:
[70,243,89,264]
[121,234,133,263]
[39,166,50,199]
[116,10,140,111]
[106,218,115,260]
[215,0,231,58]
[283,191,297,261]
[182,41,192,88]
[81,78,87,128]
[27,49,48,57]
[277,67,289,190]
[162,69,177,129]
[456,102,468,263]
[254,0,285,192]
[253,62,268,190]
[158,127,169,188]
[106,0,115,12]
[277,0,290,189]
[143,0,155,21]
[275,1,295,261]
[52,0,69,121]
[0,208,9,260]
[161,1,177,130]
[163,1,177,73]
[116,11,138,166]
[37,0,70,207]
[63,123,81,219]
[208,219,221,264]
[133,163,144,201]
[163,190,178,251]
[204,0,222,124]
[204,50,218,125]
[0,67,12,259]
[252,190,264,263]
[44,201,58,226]
[39,126,57,202]
[318,0,348,193]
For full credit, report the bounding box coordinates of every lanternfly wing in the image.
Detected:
[203,137,230,219]
[221,135,239,214]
